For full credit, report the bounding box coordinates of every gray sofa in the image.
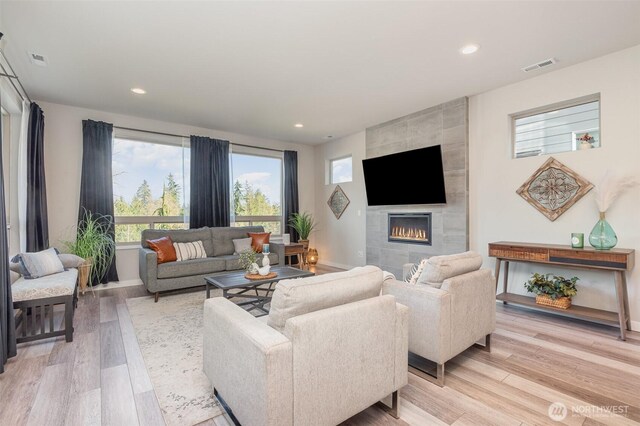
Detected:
[139,226,280,301]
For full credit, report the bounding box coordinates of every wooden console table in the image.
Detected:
[489,241,635,340]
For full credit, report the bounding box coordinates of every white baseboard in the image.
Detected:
[93,279,143,291]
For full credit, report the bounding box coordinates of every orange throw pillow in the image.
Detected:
[248,232,271,253]
[146,236,177,264]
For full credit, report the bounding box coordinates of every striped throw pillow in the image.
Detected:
[406,258,429,285]
[173,241,207,261]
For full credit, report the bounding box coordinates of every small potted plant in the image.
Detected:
[578,133,595,150]
[524,273,578,309]
[238,249,259,275]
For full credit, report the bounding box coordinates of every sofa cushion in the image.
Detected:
[248,232,270,253]
[12,269,78,302]
[173,241,207,261]
[157,257,226,279]
[232,237,253,254]
[217,253,279,271]
[267,265,383,333]
[141,227,214,257]
[211,226,264,257]
[12,248,65,279]
[147,236,178,264]
[417,251,483,288]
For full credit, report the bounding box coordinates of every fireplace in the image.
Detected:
[388,213,432,246]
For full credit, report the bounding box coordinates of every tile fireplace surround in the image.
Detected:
[365,97,469,278]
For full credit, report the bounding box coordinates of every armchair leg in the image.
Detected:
[375,390,399,419]
[409,362,445,387]
[473,334,492,352]
[154,292,159,303]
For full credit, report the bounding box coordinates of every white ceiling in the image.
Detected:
[2,1,640,144]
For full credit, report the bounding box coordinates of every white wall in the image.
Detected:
[313,131,366,269]
[469,45,640,329]
[40,101,316,282]
[0,79,26,256]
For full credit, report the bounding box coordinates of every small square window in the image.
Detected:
[330,156,352,184]
[512,94,600,159]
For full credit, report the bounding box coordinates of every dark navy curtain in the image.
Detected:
[26,102,49,252]
[189,136,230,228]
[79,120,119,284]
[284,150,299,242]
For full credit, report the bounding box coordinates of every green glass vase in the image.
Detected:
[588,212,618,250]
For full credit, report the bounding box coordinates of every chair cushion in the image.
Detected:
[211,226,265,256]
[267,265,383,333]
[147,236,178,264]
[173,241,207,261]
[58,253,85,269]
[157,257,226,279]
[11,248,65,279]
[12,269,78,302]
[417,251,483,288]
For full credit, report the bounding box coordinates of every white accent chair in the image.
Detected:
[203,266,408,426]
[382,251,496,386]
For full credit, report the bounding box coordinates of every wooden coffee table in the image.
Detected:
[204,266,314,316]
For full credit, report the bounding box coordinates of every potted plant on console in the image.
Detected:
[288,212,317,265]
[524,273,578,309]
[65,209,116,294]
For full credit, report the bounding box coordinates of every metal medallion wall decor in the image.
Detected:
[327,185,350,219]
[516,157,593,222]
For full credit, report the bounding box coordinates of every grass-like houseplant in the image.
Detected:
[288,212,317,245]
[524,273,578,309]
[65,209,116,291]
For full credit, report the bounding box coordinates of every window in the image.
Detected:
[231,151,283,235]
[512,94,600,159]
[112,135,190,244]
[330,155,352,183]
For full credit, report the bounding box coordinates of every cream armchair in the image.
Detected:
[382,251,495,386]
[203,266,409,426]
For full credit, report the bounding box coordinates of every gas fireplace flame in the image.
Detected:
[390,226,428,241]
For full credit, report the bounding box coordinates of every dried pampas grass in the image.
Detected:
[594,170,639,213]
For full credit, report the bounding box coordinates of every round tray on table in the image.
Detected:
[244,272,278,280]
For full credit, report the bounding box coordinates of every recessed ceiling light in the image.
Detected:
[130,88,146,95]
[460,44,479,55]
[294,123,304,128]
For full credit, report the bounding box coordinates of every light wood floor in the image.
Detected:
[1,267,640,426]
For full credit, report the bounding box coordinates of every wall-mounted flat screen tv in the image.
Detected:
[362,145,446,206]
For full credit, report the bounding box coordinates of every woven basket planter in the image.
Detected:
[77,258,92,294]
[535,294,571,309]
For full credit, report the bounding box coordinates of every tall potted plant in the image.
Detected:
[65,209,116,293]
[288,212,317,249]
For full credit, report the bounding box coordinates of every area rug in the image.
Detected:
[126,291,223,426]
